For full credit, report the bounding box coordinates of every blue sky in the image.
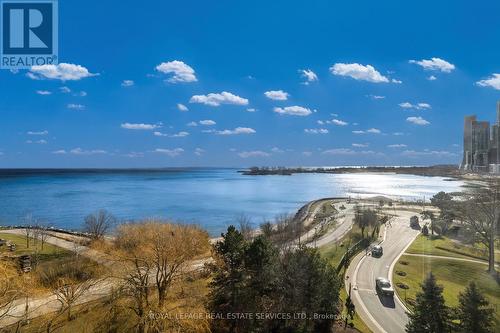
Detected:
[1,0,500,168]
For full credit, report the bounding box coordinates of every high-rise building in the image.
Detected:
[461,101,500,173]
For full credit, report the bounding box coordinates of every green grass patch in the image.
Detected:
[0,232,71,261]
[339,287,372,333]
[406,234,499,264]
[393,255,499,323]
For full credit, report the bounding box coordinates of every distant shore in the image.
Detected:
[238,165,485,180]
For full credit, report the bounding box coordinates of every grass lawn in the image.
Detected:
[339,287,372,333]
[406,234,499,264]
[393,256,499,324]
[0,232,71,261]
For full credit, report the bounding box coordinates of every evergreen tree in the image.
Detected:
[406,273,451,333]
[457,282,494,333]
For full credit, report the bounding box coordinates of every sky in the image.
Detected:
[1,0,500,168]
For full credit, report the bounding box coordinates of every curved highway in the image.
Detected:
[347,210,420,333]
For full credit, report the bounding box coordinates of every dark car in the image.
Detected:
[375,277,394,297]
[371,245,383,257]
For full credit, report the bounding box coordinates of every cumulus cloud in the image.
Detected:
[121,123,161,130]
[401,150,456,158]
[476,74,500,90]
[409,57,455,73]
[330,63,389,83]
[60,86,71,93]
[28,63,98,81]
[367,128,381,134]
[177,103,189,112]
[51,150,67,155]
[388,144,408,148]
[190,91,248,106]
[331,119,348,126]
[352,143,369,148]
[264,90,289,101]
[67,103,85,110]
[27,130,48,135]
[367,94,385,100]
[69,148,107,155]
[194,148,205,156]
[399,102,431,110]
[215,127,256,135]
[154,148,184,157]
[428,75,437,81]
[199,120,216,126]
[36,90,51,95]
[155,60,197,83]
[271,147,285,153]
[154,131,189,138]
[121,80,134,87]
[406,116,430,125]
[187,122,198,127]
[299,69,318,84]
[238,151,270,158]
[246,108,257,112]
[304,128,329,134]
[273,106,312,116]
[26,139,47,144]
[322,148,379,156]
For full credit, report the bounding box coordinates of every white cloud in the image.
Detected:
[154,131,189,138]
[367,94,385,100]
[299,69,318,84]
[322,148,380,156]
[29,63,98,81]
[428,75,437,81]
[302,151,312,156]
[215,127,256,135]
[409,58,455,73]
[399,102,432,110]
[177,103,189,112]
[246,108,257,112]
[402,150,456,158]
[273,106,312,116]
[121,80,134,87]
[476,74,500,90]
[330,63,389,83]
[75,91,87,97]
[26,139,47,144]
[391,79,403,84]
[27,130,48,135]
[52,150,67,154]
[238,151,270,158]
[194,148,205,156]
[271,147,285,153]
[199,120,216,126]
[304,128,329,134]
[352,143,369,148]
[352,130,365,134]
[393,132,405,136]
[367,128,381,134]
[264,90,289,101]
[70,148,107,155]
[154,148,184,157]
[187,122,198,127]
[121,123,161,130]
[331,119,348,126]
[190,91,248,106]
[406,116,430,125]
[124,152,144,158]
[67,103,85,110]
[60,86,71,93]
[155,60,197,83]
[36,90,51,95]
[388,144,407,148]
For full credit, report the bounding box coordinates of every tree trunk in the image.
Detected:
[491,207,498,273]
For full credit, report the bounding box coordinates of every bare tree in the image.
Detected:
[0,270,19,321]
[22,214,35,248]
[84,210,116,240]
[457,180,499,273]
[237,215,253,240]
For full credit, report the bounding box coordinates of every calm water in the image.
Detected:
[0,169,464,235]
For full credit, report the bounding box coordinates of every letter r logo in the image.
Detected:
[2,1,56,54]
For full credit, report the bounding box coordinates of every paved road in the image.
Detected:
[347,210,420,333]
